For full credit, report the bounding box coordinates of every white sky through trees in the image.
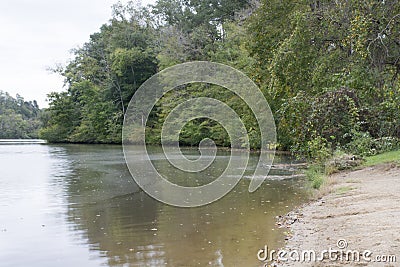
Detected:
[0,0,155,108]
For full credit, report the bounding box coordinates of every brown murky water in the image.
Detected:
[0,143,307,266]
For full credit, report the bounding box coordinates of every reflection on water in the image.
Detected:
[0,144,307,267]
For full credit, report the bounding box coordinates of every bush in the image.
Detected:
[305,165,325,189]
[307,87,360,148]
[280,87,362,157]
[298,135,332,163]
[374,137,400,153]
[345,131,400,156]
[344,131,375,156]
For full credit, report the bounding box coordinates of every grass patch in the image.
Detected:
[364,150,400,167]
[305,149,400,194]
[336,186,354,195]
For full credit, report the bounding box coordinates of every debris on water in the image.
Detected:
[150,228,157,231]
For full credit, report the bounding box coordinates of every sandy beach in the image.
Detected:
[278,164,400,267]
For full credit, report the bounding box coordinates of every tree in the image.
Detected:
[41,2,158,143]
[247,0,400,153]
[0,91,41,139]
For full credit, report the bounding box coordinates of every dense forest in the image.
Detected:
[0,91,41,139]
[39,0,400,158]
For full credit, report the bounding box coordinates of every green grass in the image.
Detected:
[336,186,354,195]
[305,149,400,191]
[364,150,400,167]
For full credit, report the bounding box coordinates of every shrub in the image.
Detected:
[305,165,325,189]
[345,131,400,156]
[307,87,360,148]
[344,131,375,156]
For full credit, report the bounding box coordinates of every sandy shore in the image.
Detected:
[277,164,400,267]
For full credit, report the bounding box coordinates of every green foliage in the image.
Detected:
[248,0,400,158]
[40,4,158,143]
[345,131,400,156]
[308,88,360,147]
[40,0,400,160]
[344,131,375,156]
[148,82,261,148]
[42,0,256,145]
[305,165,325,190]
[304,136,332,164]
[0,91,41,139]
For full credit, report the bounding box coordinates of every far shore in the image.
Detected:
[0,139,47,144]
[276,159,400,267]
[1,139,295,154]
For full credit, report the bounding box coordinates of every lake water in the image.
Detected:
[0,143,307,266]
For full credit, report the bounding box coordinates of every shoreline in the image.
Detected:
[276,163,400,267]
[26,141,295,155]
